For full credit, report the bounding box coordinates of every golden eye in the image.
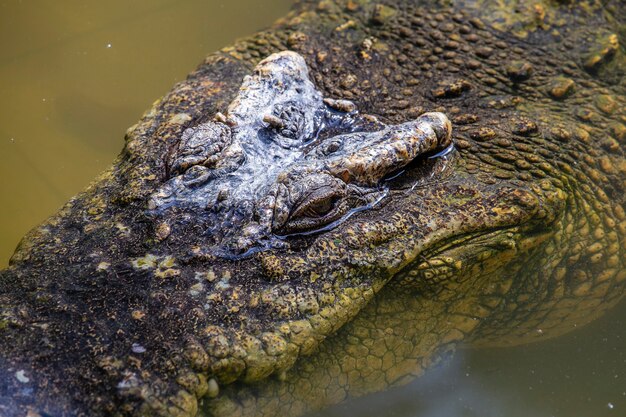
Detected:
[303,197,336,217]
[273,174,352,235]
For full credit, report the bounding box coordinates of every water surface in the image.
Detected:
[0,0,291,266]
[0,2,624,417]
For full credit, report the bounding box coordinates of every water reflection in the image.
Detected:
[313,299,626,417]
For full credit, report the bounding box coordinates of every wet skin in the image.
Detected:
[0,1,625,416]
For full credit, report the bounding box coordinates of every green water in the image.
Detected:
[0,0,291,267]
[0,1,624,417]
[314,302,626,417]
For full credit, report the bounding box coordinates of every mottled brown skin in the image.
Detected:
[0,1,625,416]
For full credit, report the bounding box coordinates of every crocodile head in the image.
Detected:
[0,1,624,416]
[148,51,453,257]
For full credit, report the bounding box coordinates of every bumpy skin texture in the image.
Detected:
[147,50,452,257]
[0,0,625,416]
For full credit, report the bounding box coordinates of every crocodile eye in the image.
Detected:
[294,195,338,218]
[289,189,346,231]
[272,174,353,235]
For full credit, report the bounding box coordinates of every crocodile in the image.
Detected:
[1,0,625,416]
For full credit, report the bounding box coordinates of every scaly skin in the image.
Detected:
[0,1,625,416]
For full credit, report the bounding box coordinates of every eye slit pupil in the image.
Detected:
[304,197,335,217]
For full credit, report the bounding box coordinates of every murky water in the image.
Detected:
[0,0,291,267]
[314,301,626,417]
[0,1,624,417]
